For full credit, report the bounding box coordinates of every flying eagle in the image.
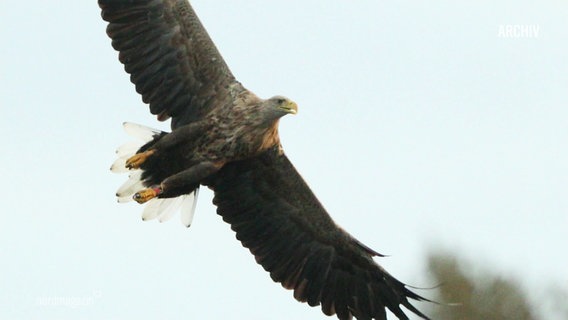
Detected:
[99,1,430,319]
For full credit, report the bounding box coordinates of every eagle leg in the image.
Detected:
[126,149,155,169]
[158,161,225,198]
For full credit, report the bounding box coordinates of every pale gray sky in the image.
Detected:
[1,1,567,319]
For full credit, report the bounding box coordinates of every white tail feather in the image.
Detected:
[180,188,199,227]
[116,171,144,197]
[141,199,166,221]
[116,141,144,157]
[117,195,133,203]
[112,122,198,227]
[141,194,198,226]
[158,196,185,223]
[110,156,129,173]
[123,122,162,141]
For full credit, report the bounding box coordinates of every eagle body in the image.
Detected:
[134,88,296,199]
[100,0,431,319]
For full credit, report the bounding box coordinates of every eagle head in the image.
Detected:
[262,96,298,121]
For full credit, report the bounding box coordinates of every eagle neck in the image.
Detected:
[258,120,281,154]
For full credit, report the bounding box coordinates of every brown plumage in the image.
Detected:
[99,0,431,319]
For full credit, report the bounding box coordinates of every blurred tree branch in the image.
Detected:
[424,251,567,320]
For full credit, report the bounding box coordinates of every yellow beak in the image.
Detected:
[285,101,298,115]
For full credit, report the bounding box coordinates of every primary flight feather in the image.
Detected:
[99,0,430,319]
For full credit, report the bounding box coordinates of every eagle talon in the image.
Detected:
[133,187,162,204]
[125,150,155,169]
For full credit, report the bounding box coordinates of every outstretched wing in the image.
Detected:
[206,146,430,320]
[99,0,238,128]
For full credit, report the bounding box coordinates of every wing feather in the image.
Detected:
[99,0,239,127]
[206,146,431,320]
